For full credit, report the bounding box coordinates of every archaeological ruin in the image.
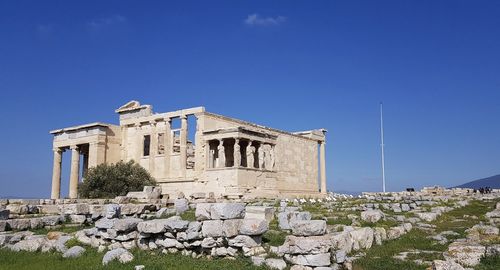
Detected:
[49,100,328,199]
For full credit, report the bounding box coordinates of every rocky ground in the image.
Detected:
[0,188,499,269]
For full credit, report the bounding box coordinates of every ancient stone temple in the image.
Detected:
[49,101,328,199]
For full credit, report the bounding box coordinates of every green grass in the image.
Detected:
[268,219,279,231]
[31,224,93,235]
[0,248,269,270]
[65,238,84,248]
[354,199,500,270]
[475,255,500,270]
[432,199,496,237]
[358,219,398,229]
[326,217,352,226]
[353,230,447,270]
[405,251,444,262]
[180,209,196,221]
[262,230,288,246]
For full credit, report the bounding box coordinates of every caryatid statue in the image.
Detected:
[246,142,256,168]
[234,139,241,167]
[258,145,265,169]
[269,145,275,170]
[217,140,225,168]
[263,144,272,169]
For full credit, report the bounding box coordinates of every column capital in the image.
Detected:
[53,147,63,153]
[70,145,79,151]
[180,115,188,120]
[164,117,172,124]
[149,120,157,126]
[234,138,240,143]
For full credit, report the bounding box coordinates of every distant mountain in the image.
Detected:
[454,174,500,189]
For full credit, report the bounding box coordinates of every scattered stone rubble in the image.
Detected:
[1,186,499,269]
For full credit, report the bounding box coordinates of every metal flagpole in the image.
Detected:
[380,102,386,192]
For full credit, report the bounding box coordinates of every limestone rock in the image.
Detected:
[158,238,180,248]
[416,212,438,222]
[7,219,31,231]
[251,256,265,266]
[201,237,217,248]
[278,211,311,230]
[95,218,117,229]
[444,242,486,267]
[164,219,189,232]
[265,258,287,270]
[137,219,169,234]
[239,218,268,235]
[175,198,189,215]
[245,206,275,222]
[102,248,134,265]
[210,203,246,220]
[0,220,7,232]
[290,220,326,236]
[360,210,384,223]
[10,237,46,252]
[350,227,374,250]
[202,220,224,237]
[335,250,346,263]
[195,203,212,221]
[113,218,143,232]
[228,235,261,248]
[6,205,28,215]
[63,246,86,258]
[468,224,499,235]
[62,204,89,215]
[156,207,176,218]
[75,231,92,246]
[387,226,406,240]
[290,265,313,270]
[280,235,331,254]
[486,244,500,256]
[330,229,354,254]
[41,215,64,226]
[105,204,121,219]
[373,227,387,245]
[285,253,331,267]
[223,219,242,237]
[432,260,465,270]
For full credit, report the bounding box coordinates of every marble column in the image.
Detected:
[164,118,172,178]
[69,145,80,199]
[50,148,63,199]
[233,138,241,167]
[319,141,327,194]
[149,121,157,176]
[179,115,188,178]
[133,123,142,162]
[194,114,204,175]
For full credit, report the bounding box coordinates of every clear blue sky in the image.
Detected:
[1,1,499,198]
